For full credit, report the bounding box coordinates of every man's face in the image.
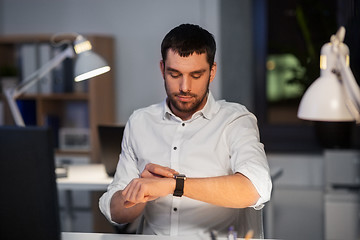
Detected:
[160,49,217,120]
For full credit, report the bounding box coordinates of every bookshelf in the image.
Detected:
[0,34,115,163]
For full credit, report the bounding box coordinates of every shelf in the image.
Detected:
[19,93,89,101]
[55,149,91,156]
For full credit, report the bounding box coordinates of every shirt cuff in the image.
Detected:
[99,187,122,225]
[237,168,272,209]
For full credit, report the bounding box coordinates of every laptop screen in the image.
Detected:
[0,126,61,240]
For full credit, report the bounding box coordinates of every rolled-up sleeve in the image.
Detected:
[227,112,272,209]
[99,120,140,224]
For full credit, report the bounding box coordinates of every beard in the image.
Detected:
[165,78,210,115]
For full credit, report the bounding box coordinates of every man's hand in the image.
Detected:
[122,163,178,208]
[122,177,175,208]
[140,163,179,178]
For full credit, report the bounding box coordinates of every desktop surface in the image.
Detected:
[62,232,274,240]
[57,164,113,191]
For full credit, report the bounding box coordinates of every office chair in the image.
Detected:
[235,207,264,239]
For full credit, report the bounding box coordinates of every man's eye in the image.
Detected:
[191,74,201,79]
[170,73,181,78]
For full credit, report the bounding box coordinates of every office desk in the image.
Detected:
[57,164,113,191]
[62,232,274,240]
[57,164,113,231]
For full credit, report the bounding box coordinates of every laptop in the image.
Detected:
[0,126,61,240]
[98,125,125,176]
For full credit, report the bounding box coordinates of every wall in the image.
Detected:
[0,0,221,124]
[220,0,255,111]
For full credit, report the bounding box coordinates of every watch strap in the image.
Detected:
[173,174,186,197]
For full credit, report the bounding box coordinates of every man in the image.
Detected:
[99,23,272,236]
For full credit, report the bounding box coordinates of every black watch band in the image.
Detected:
[173,174,186,197]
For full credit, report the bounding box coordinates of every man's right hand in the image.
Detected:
[121,163,178,208]
[122,176,176,208]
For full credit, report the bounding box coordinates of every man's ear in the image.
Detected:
[210,62,217,83]
[160,60,165,78]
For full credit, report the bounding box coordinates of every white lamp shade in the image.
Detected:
[74,50,110,82]
[297,72,355,122]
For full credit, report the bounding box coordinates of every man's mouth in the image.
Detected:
[176,95,193,102]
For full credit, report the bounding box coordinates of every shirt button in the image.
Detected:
[173,208,178,212]
[173,147,177,150]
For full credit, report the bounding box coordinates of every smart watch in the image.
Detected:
[173,174,186,197]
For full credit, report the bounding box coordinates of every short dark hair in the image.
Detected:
[161,23,216,67]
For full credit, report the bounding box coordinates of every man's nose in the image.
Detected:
[180,76,191,92]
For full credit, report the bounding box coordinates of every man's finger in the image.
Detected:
[145,163,178,178]
[124,201,135,208]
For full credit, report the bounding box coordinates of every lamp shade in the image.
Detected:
[297,72,355,121]
[297,26,358,122]
[74,51,110,82]
[73,35,110,82]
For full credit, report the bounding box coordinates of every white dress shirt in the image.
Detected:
[99,92,272,236]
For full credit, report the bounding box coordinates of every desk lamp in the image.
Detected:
[4,34,111,126]
[297,26,360,123]
[297,27,360,240]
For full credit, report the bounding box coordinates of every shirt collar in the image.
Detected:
[162,91,220,121]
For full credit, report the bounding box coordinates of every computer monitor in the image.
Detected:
[98,125,125,176]
[0,126,61,240]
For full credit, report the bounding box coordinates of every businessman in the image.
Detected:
[99,23,272,236]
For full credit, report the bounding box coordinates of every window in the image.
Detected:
[253,0,360,152]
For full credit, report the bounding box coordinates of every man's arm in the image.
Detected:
[183,173,260,208]
[121,164,260,209]
[110,190,146,224]
[109,164,179,223]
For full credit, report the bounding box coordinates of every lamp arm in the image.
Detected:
[13,45,75,98]
[4,44,75,126]
[338,55,360,122]
[4,88,26,126]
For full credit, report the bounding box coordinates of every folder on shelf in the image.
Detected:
[19,44,38,94]
[51,45,74,93]
[39,43,53,94]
